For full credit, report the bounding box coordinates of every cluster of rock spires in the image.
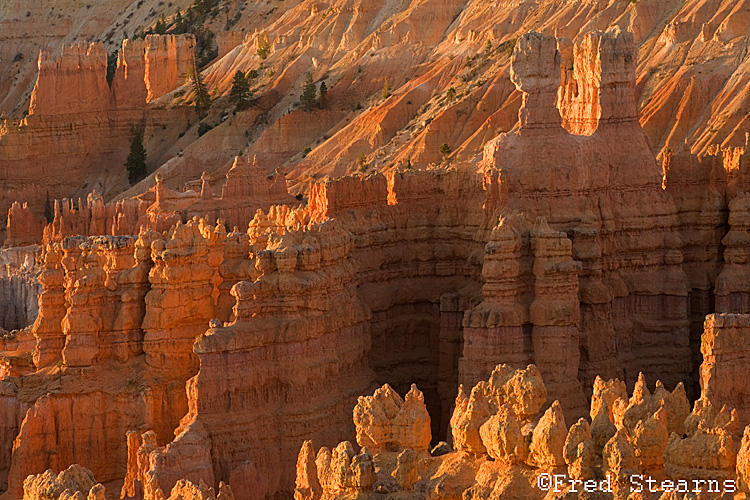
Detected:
[294,364,750,499]
[2,18,750,500]
[5,154,296,248]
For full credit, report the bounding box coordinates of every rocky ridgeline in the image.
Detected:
[294,364,750,500]
[4,154,297,248]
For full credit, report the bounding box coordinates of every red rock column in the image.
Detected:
[5,201,43,247]
[142,219,221,377]
[529,217,587,420]
[663,148,727,397]
[216,229,257,323]
[700,313,750,429]
[147,218,375,499]
[569,219,622,394]
[32,245,66,368]
[460,212,531,388]
[716,193,750,313]
[60,241,107,367]
[144,34,196,102]
[510,31,563,134]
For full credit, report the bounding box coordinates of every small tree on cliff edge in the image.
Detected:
[318,81,328,108]
[188,57,212,118]
[125,126,147,185]
[300,72,317,113]
[257,33,271,60]
[229,70,251,111]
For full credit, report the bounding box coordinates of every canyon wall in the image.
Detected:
[5,21,750,500]
[700,313,750,430]
[0,34,195,245]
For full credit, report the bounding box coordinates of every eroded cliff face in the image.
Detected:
[0,34,195,244]
[700,313,750,431]
[0,0,197,116]
[473,29,690,410]
[33,0,742,209]
[3,2,750,500]
[2,0,750,236]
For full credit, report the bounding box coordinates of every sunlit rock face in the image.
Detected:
[3,0,750,498]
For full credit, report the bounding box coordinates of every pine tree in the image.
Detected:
[440,143,451,157]
[229,70,251,111]
[175,11,185,33]
[257,33,271,60]
[188,58,212,118]
[106,51,118,87]
[155,14,167,35]
[485,40,493,58]
[357,152,367,171]
[44,191,53,224]
[125,126,147,185]
[318,81,328,108]
[446,87,456,101]
[300,72,317,113]
[382,78,390,99]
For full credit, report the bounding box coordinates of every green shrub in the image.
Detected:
[125,125,147,184]
[257,33,271,59]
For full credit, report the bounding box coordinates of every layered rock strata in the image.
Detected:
[478,29,691,395]
[700,313,750,430]
[5,23,750,500]
[144,35,196,103]
[140,218,375,500]
[5,154,296,249]
[0,34,195,244]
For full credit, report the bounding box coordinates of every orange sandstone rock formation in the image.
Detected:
[700,313,750,430]
[5,8,750,500]
[476,29,691,399]
[294,365,750,500]
[144,35,196,103]
[0,34,195,244]
[22,465,103,500]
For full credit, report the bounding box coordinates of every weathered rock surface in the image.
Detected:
[0,34,194,244]
[292,367,750,500]
[475,29,692,402]
[353,384,431,455]
[22,465,102,500]
[700,313,750,430]
[3,3,750,499]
